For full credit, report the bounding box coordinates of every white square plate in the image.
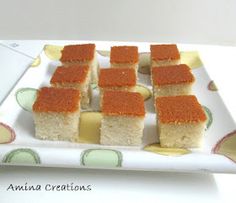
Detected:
[0,41,236,173]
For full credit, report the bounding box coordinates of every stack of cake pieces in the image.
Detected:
[98,67,136,96]
[151,44,207,148]
[99,45,145,146]
[60,44,99,83]
[150,44,180,67]
[32,42,207,149]
[50,65,91,109]
[100,91,145,146]
[33,43,145,146]
[151,64,195,98]
[33,87,80,142]
[110,46,139,75]
[156,95,207,148]
[33,43,100,142]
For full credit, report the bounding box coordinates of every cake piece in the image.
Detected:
[60,44,98,83]
[98,67,136,96]
[110,46,139,72]
[32,87,80,142]
[150,44,180,67]
[155,95,207,148]
[50,65,91,109]
[100,91,145,146]
[152,64,195,98]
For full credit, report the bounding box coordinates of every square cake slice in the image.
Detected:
[60,44,99,83]
[150,44,180,67]
[152,64,195,98]
[110,46,139,72]
[98,67,136,96]
[50,65,91,109]
[100,91,145,146]
[155,95,207,148]
[32,87,80,142]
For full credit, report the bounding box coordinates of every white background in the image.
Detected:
[0,0,236,203]
[0,0,236,45]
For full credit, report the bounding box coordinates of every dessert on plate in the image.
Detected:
[155,95,207,148]
[60,43,99,83]
[150,44,180,67]
[50,65,91,109]
[151,64,195,98]
[110,46,139,73]
[32,87,80,142]
[98,67,136,96]
[100,90,145,146]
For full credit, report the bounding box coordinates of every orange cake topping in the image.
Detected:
[98,68,136,88]
[150,44,180,61]
[50,65,89,84]
[33,87,80,113]
[102,91,145,117]
[152,64,195,86]
[60,44,95,62]
[156,95,207,123]
[110,46,138,64]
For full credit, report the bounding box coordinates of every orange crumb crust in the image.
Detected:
[152,64,195,86]
[60,44,95,62]
[110,46,138,64]
[102,91,145,117]
[150,44,180,61]
[156,95,206,123]
[33,87,80,113]
[50,65,89,84]
[98,68,136,87]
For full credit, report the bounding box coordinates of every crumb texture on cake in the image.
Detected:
[33,87,80,113]
[99,68,136,87]
[60,44,95,62]
[100,116,144,146]
[159,122,205,148]
[156,95,207,123]
[152,64,195,86]
[50,65,89,84]
[34,111,79,141]
[151,44,180,61]
[110,46,138,64]
[102,91,145,117]
[153,83,193,98]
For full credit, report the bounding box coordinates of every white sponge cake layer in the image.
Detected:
[62,50,99,83]
[33,110,80,142]
[158,122,206,148]
[100,115,144,146]
[153,83,193,98]
[111,63,138,75]
[99,86,135,99]
[52,72,92,109]
[151,59,180,67]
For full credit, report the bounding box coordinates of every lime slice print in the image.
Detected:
[30,56,41,67]
[78,111,102,144]
[97,50,110,57]
[213,130,236,163]
[208,81,218,91]
[144,143,191,156]
[3,148,41,164]
[180,51,203,69]
[91,83,98,89]
[138,52,150,74]
[44,45,64,60]
[134,84,152,101]
[202,105,213,130]
[15,88,38,112]
[0,122,16,144]
[81,149,122,167]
